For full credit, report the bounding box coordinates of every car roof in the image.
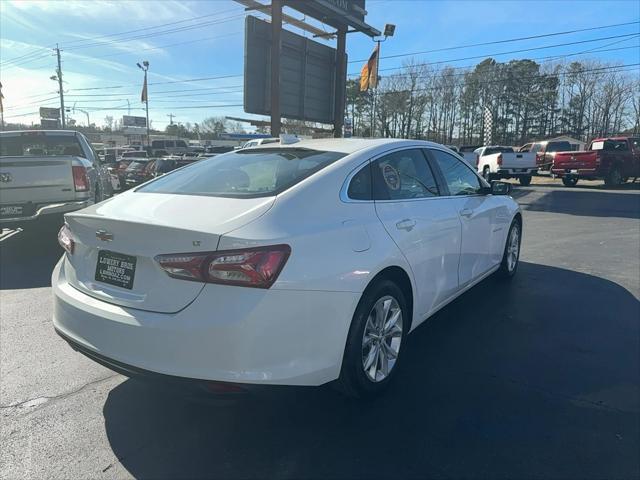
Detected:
[592,137,632,142]
[0,130,78,137]
[254,138,441,155]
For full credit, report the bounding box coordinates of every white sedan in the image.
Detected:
[53,138,522,397]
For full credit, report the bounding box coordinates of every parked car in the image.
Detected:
[100,147,136,164]
[205,145,235,154]
[240,138,280,149]
[0,130,113,228]
[552,136,640,187]
[150,139,190,156]
[445,145,459,154]
[474,145,537,185]
[53,139,522,398]
[519,140,573,173]
[123,159,156,189]
[121,150,148,159]
[459,145,482,166]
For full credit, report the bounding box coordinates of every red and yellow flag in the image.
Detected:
[359,43,379,92]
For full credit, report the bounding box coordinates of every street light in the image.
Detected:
[137,60,150,147]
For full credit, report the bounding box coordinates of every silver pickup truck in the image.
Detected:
[0,130,113,228]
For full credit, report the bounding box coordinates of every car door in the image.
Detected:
[372,148,461,320]
[427,148,505,288]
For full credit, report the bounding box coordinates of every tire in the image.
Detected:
[497,218,521,280]
[562,176,578,187]
[336,279,408,398]
[518,175,532,186]
[482,166,492,182]
[604,166,623,187]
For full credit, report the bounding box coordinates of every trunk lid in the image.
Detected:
[0,156,76,205]
[64,190,275,313]
[500,152,536,169]
[553,151,598,170]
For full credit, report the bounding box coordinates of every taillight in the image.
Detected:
[497,154,503,166]
[155,244,291,289]
[72,165,89,192]
[58,224,75,254]
[475,154,480,167]
[595,152,601,166]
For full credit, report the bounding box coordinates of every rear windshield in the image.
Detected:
[547,141,571,152]
[0,134,83,157]
[127,161,150,171]
[484,146,514,155]
[137,148,345,198]
[122,151,146,158]
[592,140,628,151]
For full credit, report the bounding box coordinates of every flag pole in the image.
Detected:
[371,40,380,138]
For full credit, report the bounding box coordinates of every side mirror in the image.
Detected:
[490,181,512,195]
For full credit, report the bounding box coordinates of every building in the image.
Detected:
[546,136,586,151]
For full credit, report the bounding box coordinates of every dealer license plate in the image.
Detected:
[95,250,137,290]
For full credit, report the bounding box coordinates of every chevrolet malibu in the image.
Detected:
[53,139,522,398]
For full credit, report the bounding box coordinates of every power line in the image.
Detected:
[66,74,244,92]
[59,7,241,46]
[349,20,640,63]
[92,32,243,59]
[63,13,247,51]
[348,33,640,77]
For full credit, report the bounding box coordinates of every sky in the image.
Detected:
[1,0,639,131]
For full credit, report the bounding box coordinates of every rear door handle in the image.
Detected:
[459,208,473,218]
[396,219,416,231]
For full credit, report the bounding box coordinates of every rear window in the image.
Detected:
[127,161,150,171]
[0,134,83,157]
[138,148,345,198]
[592,140,628,151]
[547,141,571,152]
[484,146,513,156]
[122,151,146,158]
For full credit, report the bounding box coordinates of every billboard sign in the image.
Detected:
[122,115,147,127]
[40,119,60,129]
[291,0,378,37]
[39,107,60,119]
[244,16,340,125]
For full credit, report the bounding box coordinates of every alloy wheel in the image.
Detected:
[507,225,520,272]
[362,295,403,382]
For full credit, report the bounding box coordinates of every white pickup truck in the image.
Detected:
[0,130,113,229]
[474,145,537,186]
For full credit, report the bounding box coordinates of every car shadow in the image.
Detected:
[511,188,640,219]
[0,221,63,290]
[102,262,640,479]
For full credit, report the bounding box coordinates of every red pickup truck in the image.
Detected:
[552,136,640,187]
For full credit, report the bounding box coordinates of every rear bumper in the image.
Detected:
[551,167,598,177]
[0,200,91,224]
[52,257,359,386]
[496,168,537,176]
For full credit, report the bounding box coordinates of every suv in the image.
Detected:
[552,137,640,187]
[519,140,572,172]
[150,139,190,156]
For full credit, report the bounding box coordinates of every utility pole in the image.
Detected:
[270,0,282,137]
[55,44,65,128]
[167,113,175,125]
[137,61,150,146]
[0,82,4,131]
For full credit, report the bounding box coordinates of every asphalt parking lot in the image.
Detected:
[1,178,639,480]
